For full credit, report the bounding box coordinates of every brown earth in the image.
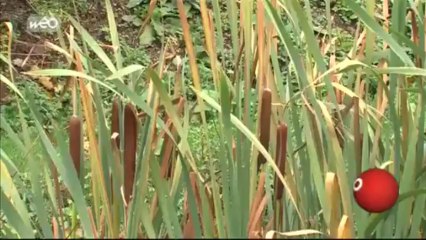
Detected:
[0,0,162,104]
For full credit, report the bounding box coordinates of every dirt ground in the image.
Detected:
[0,0,151,103]
[0,0,142,64]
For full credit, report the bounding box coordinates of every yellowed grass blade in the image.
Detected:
[337,215,353,238]
[200,0,219,90]
[176,0,206,124]
[265,229,323,238]
[316,101,353,233]
[137,0,158,41]
[76,53,114,236]
[325,172,341,238]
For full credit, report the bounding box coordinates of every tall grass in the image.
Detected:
[1,0,425,238]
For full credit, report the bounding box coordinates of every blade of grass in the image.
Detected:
[200,0,219,90]
[0,161,34,238]
[150,151,183,238]
[23,69,121,95]
[395,93,423,237]
[0,190,35,238]
[316,100,354,229]
[218,68,242,237]
[325,172,341,238]
[337,215,353,238]
[0,74,24,100]
[265,229,323,238]
[67,15,117,73]
[176,0,207,124]
[211,0,224,56]
[364,188,426,236]
[0,115,26,153]
[104,0,122,70]
[78,74,114,236]
[28,152,53,238]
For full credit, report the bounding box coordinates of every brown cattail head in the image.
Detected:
[257,88,272,170]
[274,122,288,201]
[123,103,138,204]
[111,97,121,148]
[69,115,82,178]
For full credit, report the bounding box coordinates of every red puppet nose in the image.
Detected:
[353,168,399,213]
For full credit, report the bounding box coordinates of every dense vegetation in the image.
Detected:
[1,0,425,238]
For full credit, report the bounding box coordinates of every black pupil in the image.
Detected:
[355,180,360,188]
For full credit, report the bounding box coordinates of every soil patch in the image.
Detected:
[0,0,164,104]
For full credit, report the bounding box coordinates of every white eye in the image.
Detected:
[353,178,363,192]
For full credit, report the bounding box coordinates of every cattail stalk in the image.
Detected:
[123,103,138,204]
[69,116,82,178]
[274,122,287,201]
[274,122,287,231]
[257,88,272,170]
[68,115,82,239]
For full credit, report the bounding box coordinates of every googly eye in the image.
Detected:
[353,178,363,192]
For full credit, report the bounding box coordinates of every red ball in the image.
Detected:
[353,168,399,213]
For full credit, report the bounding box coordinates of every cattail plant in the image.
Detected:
[123,103,138,204]
[69,115,82,178]
[273,122,287,231]
[274,122,287,201]
[257,88,272,170]
[68,114,83,238]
